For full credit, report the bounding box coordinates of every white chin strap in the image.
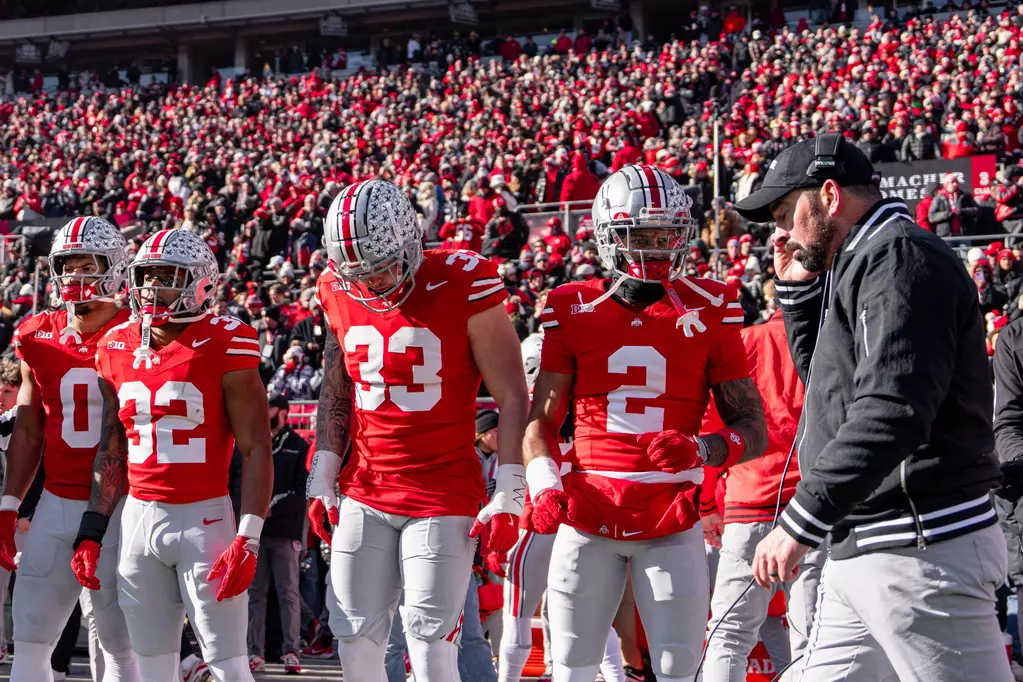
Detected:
[131,309,210,370]
[59,295,120,346]
[133,313,155,370]
[59,307,82,346]
[577,275,627,313]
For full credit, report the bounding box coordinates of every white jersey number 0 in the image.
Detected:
[59,368,103,448]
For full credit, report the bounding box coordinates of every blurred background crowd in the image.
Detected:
[0,3,1018,386]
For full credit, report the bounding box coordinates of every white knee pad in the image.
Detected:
[206,655,254,682]
[136,652,179,682]
[10,640,56,682]
[553,661,601,682]
[652,642,701,680]
[406,635,459,682]
[337,635,388,682]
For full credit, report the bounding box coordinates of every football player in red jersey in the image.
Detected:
[500,334,626,682]
[307,178,529,681]
[524,165,769,682]
[0,217,140,682]
[70,229,273,682]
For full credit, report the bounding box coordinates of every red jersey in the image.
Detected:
[539,277,749,540]
[701,312,803,525]
[13,308,132,500]
[94,314,260,503]
[316,249,506,518]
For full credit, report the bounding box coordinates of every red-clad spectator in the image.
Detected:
[943,122,977,159]
[559,153,601,205]
[611,138,643,172]
[723,6,746,35]
[542,217,572,258]
[574,29,592,54]
[916,185,938,232]
[554,30,572,54]
[500,36,522,62]
[438,214,486,253]
[469,186,497,226]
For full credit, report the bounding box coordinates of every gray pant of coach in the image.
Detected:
[704,522,825,682]
[247,536,302,657]
[799,524,1012,682]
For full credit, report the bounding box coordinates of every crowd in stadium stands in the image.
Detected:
[0,3,1019,388]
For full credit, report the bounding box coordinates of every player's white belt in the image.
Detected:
[576,468,705,485]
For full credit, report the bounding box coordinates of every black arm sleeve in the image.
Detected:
[776,275,828,385]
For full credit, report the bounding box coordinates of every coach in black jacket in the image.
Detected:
[735,136,1008,682]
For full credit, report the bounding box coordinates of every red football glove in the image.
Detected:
[307,498,339,545]
[469,464,525,553]
[637,430,706,473]
[71,539,102,590]
[469,512,519,554]
[0,510,17,572]
[207,536,258,602]
[531,489,575,535]
[482,547,507,578]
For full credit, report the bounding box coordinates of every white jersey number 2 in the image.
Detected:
[606,346,667,434]
[344,326,442,413]
[119,381,206,464]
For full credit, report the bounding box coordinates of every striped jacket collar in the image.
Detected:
[843,198,914,253]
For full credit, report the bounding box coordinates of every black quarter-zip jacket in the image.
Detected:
[775,198,1000,559]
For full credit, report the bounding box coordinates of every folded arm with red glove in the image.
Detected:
[470,463,526,574]
[525,456,574,535]
[637,427,746,474]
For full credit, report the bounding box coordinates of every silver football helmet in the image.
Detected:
[324,179,424,312]
[49,217,129,304]
[128,229,220,324]
[591,164,696,284]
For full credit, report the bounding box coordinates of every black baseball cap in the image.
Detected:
[734,136,881,223]
[268,392,290,411]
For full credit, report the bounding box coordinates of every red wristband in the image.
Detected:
[715,428,745,470]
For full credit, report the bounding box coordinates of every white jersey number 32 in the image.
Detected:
[119,381,205,464]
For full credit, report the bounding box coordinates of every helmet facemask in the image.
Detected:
[128,262,214,326]
[597,209,696,284]
[50,252,120,306]
[330,239,423,313]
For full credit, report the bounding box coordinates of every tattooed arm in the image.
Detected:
[86,377,129,517]
[315,327,354,459]
[706,377,769,466]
